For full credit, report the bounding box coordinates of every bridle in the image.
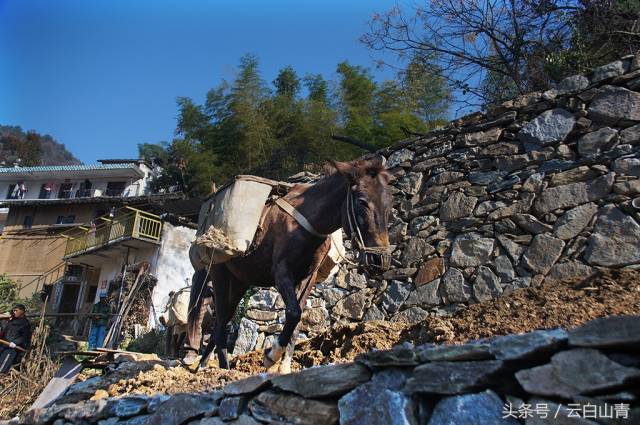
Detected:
[345,185,391,274]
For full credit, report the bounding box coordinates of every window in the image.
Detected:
[106,181,126,197]
[6,184,18,199]
[58,182,73,199]
[76,180,92,198]
[86,285,98,303]
[56,215,76,224]
[39,183,53,199]
[23,215,33,229]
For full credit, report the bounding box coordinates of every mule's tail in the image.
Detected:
[186,268,209,351]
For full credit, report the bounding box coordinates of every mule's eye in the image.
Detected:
[358,199,368,209]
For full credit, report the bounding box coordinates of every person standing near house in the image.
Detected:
[0,304,32,373]
[88,293,111,350]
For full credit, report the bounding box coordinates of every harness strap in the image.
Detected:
[274,198,328,239]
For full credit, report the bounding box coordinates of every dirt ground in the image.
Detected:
[6,268,640,416]
[232,268,640,373]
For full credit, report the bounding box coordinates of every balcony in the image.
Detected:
[64,207,163,259]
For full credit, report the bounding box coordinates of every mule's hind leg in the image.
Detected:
[203,266,246,369]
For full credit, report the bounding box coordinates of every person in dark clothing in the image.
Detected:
[0,304,32,373]
[88,293,111,349]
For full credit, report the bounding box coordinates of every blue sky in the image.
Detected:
[0,0,404,164]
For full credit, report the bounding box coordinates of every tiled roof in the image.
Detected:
[0,164,138,173]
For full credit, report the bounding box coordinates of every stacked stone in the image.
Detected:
[367,54,640,325]
[229,54,640,354]
[233,287,334,355]
[18,315,639,424]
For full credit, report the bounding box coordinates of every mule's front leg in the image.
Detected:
[265,272,300,370]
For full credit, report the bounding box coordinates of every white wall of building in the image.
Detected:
[150,222,196,327]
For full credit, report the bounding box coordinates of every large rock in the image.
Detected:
[271,363,371,398]
[533,173,614,215]
[569,315,640,348]
[457,127,502,146]
[450,235,495,268]
[248,391,339,425]
[497,234,525,262]
[493,255,515,282]
[440,267,470,303]
[387,148,414,168]
[557,74,589,94]
[146,393,220,425]
[513,214,552,234]
[390,306,429,324]
[591,60,625,82]
[333,289,369,320]
[418,343,493,362]
[545,261,596,283]
[518,108,576,152]
[440,192,478,221]
[357,345,418,367]
[427,390,520,425]
[521,234,565,275]
[397,172,423,195]
[553,202,598,240]
[613,157,640,177]
[409,215,438,235]
[515,348,640,398]
[339,386,417,425]
[488,328,568,361]
[549,166,598,186]
[473,266,503,302]
[223,374,272,396]
[404,360,505,394]
[219,396,248,421]
[401,237,436,266]
[405,279,441,307]
[233,318,259,355]
[380,280,412,314]
[584,205,640,266]
[588,85,640,125]
[248,289,280,309]
[620,122,640,144]
[415,257,445,286]
[577,127,617,159]
[428,171,464,185]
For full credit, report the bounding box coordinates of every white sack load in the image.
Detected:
[191,176,275,266]
[159,287,190,327]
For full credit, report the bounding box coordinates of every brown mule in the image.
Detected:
[190,156,393,371]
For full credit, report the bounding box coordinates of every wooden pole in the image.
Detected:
[0,338,27,352]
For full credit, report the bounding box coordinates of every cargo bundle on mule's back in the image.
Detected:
[189,175,345,282]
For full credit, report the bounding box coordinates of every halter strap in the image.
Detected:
[275,197,328,238]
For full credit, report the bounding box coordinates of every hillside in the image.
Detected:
[0,125,81,166]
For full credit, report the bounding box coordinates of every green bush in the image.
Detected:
[0,274,42,314]
[122,329,166,356]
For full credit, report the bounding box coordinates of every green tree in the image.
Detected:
[273,66,301,99]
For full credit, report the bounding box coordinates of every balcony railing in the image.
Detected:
[64,207,163,258]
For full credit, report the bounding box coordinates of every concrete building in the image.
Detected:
[0,159,197,334]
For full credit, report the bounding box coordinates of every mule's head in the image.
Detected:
[328,156,393,274]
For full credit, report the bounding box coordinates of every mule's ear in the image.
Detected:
[326,160,358,182]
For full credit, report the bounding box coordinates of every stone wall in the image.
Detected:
[18,315,639,424]
[232,54,640,354]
